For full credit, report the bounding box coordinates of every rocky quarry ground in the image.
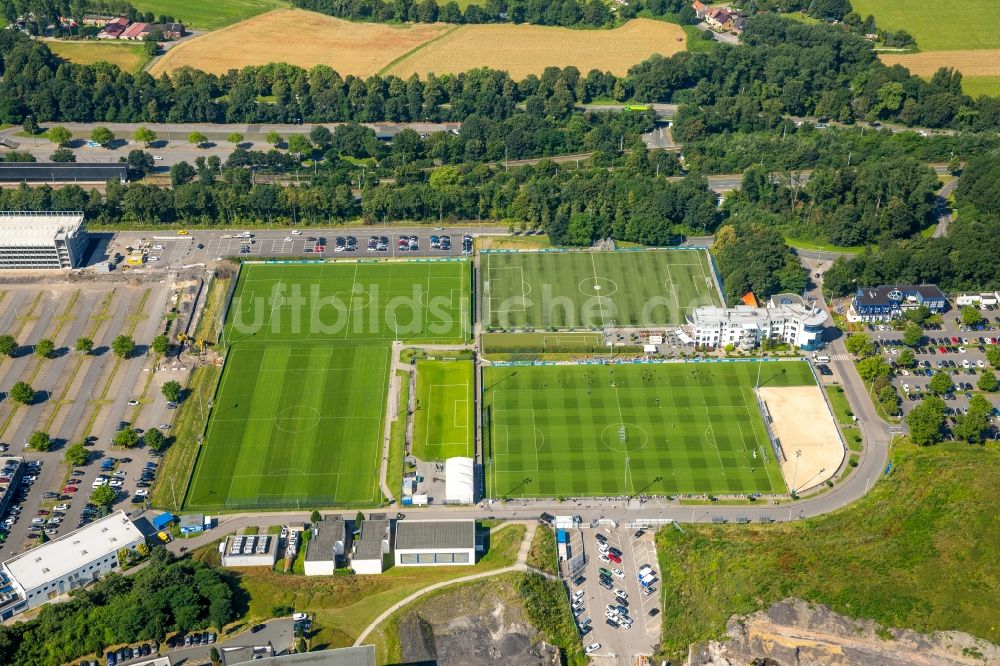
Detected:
[396,574,560,666]
[688,598,1000,666]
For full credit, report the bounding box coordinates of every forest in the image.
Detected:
[0,549,241,666]
[822,152,1000,296]
[1,15,997,132]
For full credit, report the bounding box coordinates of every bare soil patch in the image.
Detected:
[149,9,449,76]
[758,385,844,493]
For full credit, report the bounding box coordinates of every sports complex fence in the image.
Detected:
[754,390,784,464]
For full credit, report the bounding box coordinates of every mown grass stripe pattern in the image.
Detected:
[481,249,720,329]
[484,362,815,497]
[186,260,471,510]
[412,359,474,462]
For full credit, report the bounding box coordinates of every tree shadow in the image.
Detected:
[92,345,110,356]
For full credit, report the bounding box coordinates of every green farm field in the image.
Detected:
[129,0,288,29]
[185,260,471,510]
[851,0,1000,51]
[483,361,813,498]
[412,359,474,461]
[481,249,720,330]
[962,76,1000,98]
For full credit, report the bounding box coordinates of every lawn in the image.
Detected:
[481,248,721,330]
[482,331,606,353]
[483,361,813,498]
[654,441,1000,662]
[851,0,1000,51]
[239,523,526,650]
[128,0,289,30]
[47,41,150,71]
[412,360,474,462]
[184,260,471,511]
[223,260,471,345]
[185,342,391,510]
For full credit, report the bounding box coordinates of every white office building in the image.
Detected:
[394,520,476,567]
[0,211,88,269]
[687,294,828,351]
[0,511,143,619]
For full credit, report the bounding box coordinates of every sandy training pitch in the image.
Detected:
[149,9,449,77]
[757,385,844,493]
[880,50,1000,77]
[387,19,686,78]
[150,11,686,78]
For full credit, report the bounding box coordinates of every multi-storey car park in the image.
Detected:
[0,211,89,269]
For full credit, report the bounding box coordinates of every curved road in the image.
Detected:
[352,522,537,646]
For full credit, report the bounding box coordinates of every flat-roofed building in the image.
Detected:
[304,517,348,576]
[0,211,88,269]
[220,534,278,568]
[0,510,143,619]
[0,161,127,184]
[394,520,476,567]
[687,299,828,351]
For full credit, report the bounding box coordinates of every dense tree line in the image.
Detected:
[712,222,806,301]
[1,16,997,131]
[0,549,239,666]
[822,152,1000,296]
[0,147,704,239]
[736,157,940,246]
[294,0,695,28]
[661,17,1000,133]
[681,123,1000,175]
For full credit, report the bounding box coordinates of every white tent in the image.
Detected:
[445,457,475,504]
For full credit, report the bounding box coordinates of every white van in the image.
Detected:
[815,355,830,363]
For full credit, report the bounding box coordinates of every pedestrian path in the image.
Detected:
[353,521,537,646]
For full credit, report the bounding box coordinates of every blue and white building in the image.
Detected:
[851,285,947,321]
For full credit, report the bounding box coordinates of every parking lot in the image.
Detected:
[566,527,661,664]
[0,281,178,559]
[202,231,471,259]
[867,311,1000,421]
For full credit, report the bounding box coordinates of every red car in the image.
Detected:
[951,336,959,344]
[608,553,622,564]
[62,486,78,493]
[939,346,947,354]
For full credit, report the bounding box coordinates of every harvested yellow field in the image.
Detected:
[880,50,1000,77]
[48,40,150,72]
[387,18,686,78]
[149,8,449,77]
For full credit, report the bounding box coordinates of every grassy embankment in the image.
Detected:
[654,441,1000,662]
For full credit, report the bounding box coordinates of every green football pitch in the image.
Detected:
[483,362,816,498]
[412,359,475,462]
[184,260,471,510]
[481,249,721,330]
[224,260,471,344]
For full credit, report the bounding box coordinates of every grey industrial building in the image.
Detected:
[0,162,127,184]
[0,211,88,269]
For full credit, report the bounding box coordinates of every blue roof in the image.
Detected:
[151,512,175,529]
